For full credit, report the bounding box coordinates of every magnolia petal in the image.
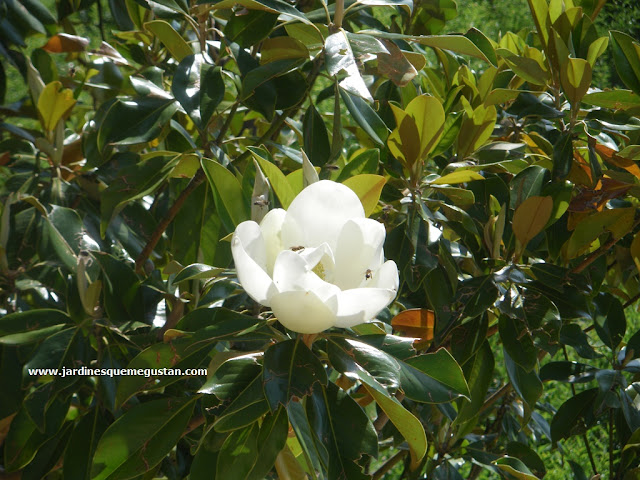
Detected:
[334,287,397,328]
[271,290,338,334]
[231,221,276,305]
[370,260,399,291]
[333,218,386,290]
[298,242,336,283]
[281,180,364,251]
[272,250,341,303]
[260,208,286,276]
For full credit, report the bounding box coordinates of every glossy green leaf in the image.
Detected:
[172,55,224,129]
[90,397,196,480]
[202,157,250,229]
[610,30,640,96]
[551,131,573,181]
[339,88,388,146]
[302,384,375,479]
[263,339,327,411]
[550,388,598,443]
[4,406,49,471]
[214,376,270,432]
[342,174,386,217]
[325,29,372,101]
[199,352,262,399]
[457,101,497,158]
[44,206,85,271]
[455,275,498,319]
[303,103,331,167]
[177,307,264,340]
[216,423,260,479]
[583,89,640,110]
[172,263,224,283]
[540,361,597,383]
[0,309,69,345]
[565,207,635,259]
[100,153,181,235]
[37,81,75,131]
[455,341,494,424]
[261,36,309,63]
[494,456,539,480]
[115,337,213,407]
[63,409,109,480]
[224,10,279,48]
[499,315,537,372]
[415,34,494,63]
[23,327,76,373]
[205,0,310,26]
[592,292,626,351]
[328,337,401,389]
[144,20,192,61]
[510,165,547,209]
[499,50,550,86]
[247,407,289,480]
[97,98,178,151]
[561,57,592,104]
[512,196,553,248]
[505,349,542,418]
[250,148,296,208]
[336,149,380,182]
[431,169,484,185]
[242,58,305,98]
[399,348,471,402]
[361,382,426,470]
[560,323,601,359]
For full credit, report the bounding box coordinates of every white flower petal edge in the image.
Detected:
[370,260,400,291]
[259,208,286,276]
[334,287,397,328]
[281,180,365,250]
[272,249,340,303]
[231,221,277,305]
[231,179,399,333]
[271,290,338,334]
[334,218,386,290]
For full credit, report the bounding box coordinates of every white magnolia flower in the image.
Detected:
[231,180,399,334]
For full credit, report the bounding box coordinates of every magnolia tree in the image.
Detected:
[2,0,640,478]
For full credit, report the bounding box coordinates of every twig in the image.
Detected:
[623,291,640,309]
[372,450,407,480]
[134,168,206,274]
[374,392,405,432]
[96,0,105,41]
[564,346,598,476]
[478,383,512,416]
[570,218,640,275]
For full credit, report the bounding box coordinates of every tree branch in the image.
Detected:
[372,450,407,480]
[135,168,206,274]
[570,218,640,275]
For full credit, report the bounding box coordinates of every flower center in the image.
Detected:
[312,262,326,280]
